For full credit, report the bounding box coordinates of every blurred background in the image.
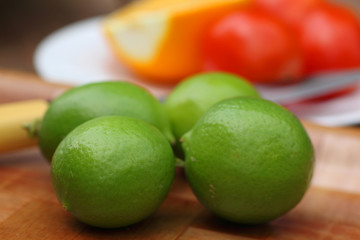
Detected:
[0,0,359,73]
[0,0,128,72]
[1,0,360,127]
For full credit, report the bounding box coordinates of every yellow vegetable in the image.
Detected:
[0,100,48,154]
[103,0,250,84]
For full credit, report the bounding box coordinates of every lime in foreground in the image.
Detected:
[165,72,260,140]
[39,81,174,161]
[51,116,175,228]
[183,97,314,224]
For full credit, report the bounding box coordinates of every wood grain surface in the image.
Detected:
[0,122,359,239]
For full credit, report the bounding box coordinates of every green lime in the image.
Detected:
[165,72,260,140]
[51,116,175,228]
[183,97,314,224]
[39,81,174,161]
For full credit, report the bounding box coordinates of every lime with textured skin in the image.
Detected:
[51,116,175,228]
[39,81,174,161]
[183,97,314,224]
[165,72,260,140]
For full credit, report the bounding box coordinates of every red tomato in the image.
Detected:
[202,10,304,84]
[299,4,360,74]
[254,0,323,28]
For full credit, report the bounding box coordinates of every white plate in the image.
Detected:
[34,16,172,99]
[34,17,360,126]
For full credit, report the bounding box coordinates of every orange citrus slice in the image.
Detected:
[102,0,250,84]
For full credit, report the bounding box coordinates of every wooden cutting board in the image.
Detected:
[0,69,360,239]
[0,123,359,239]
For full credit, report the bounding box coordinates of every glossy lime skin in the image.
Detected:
[165,72,260,140]
[51,116,175,228]
[183,97,314,224]
[39,81,173,161]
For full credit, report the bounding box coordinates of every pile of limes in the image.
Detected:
[40,72,314,228]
